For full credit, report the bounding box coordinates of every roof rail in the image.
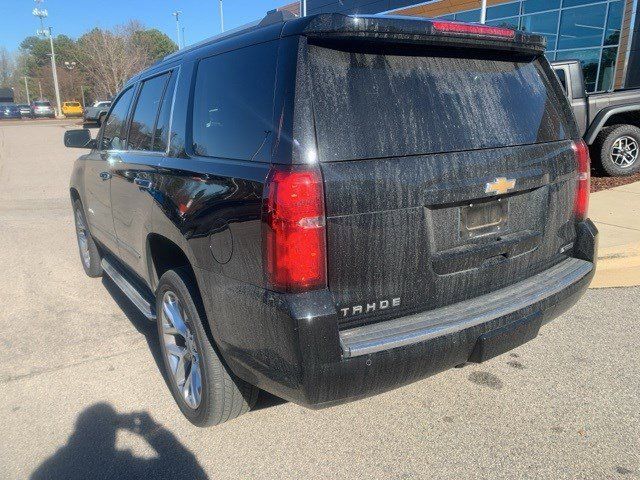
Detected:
[161,9,297,63]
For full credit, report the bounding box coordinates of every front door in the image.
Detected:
[84,86,136,253]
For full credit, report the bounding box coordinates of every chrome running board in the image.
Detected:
[101,258,156,321]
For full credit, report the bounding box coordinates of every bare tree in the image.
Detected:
[0,47,15,88]
[76,22,149,99]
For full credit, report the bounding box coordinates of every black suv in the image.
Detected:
[65,12,598,427]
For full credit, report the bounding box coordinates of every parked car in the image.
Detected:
[17,104,31,116]
[551,59,640,177]
[62,101,83,117]
[30,100,55,118]
[64,13,597,427]
[0,102,22,119]
[83,100,111,125]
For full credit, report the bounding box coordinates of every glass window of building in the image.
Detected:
[556,48,601,92]
[522,0,560,14]
[487,17,519,29]
[520,11,559,50]
[433,0,625,93]
[455,9,480,22]
[605,1,624,46]
[598,47,619,91]
[486,2,520,20]
[558,4,607,50]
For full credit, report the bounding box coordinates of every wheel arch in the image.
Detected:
[586,105,640,144]
[146,233,198,292]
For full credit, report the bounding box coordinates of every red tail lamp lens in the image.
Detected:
[263,165,327,293]
[432,20,516,39]
[573,140,590,221]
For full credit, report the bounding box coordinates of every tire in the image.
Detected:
[156,268,258,427]
[72,199,103,277]
[595,124,640,177]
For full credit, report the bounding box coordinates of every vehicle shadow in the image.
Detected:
[101,277,287,411]
[30,403,209,480]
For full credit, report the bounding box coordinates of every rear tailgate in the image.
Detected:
[305,37,579,328]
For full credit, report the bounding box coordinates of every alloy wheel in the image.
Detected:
[160,291,203,409]
[611,136,639,168]
[75,209,91,268]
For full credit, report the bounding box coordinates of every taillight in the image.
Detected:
[573,140,590,221]
[431,20,516,39]
[263,165,327,293]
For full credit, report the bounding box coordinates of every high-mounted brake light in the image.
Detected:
[263,165,327,293]
[431,20,516,39]
[573,140,590,221]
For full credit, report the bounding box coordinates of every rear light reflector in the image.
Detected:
[573,140,590,221]
[263,165,327,293]
[432,20,516,39]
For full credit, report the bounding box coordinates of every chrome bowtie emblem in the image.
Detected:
[485,177,516,195]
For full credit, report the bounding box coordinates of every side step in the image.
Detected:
[101,258,156,321]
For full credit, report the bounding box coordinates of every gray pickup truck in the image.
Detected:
[82,100,111,126]
[551,60,640,177]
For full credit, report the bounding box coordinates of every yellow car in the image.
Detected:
[62,101,83,117]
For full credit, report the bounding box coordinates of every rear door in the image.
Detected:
[110,70,177,278]
[84,86,135,254]
[305,42,579,327]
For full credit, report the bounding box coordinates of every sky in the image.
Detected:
[0,0,290,52]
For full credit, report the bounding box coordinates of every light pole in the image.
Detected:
[218,0,224,32]
[24,76,31,104]
[480,0,487,24]
[32,3,62,117]
[172,11,183,49]
[300,0,307,17]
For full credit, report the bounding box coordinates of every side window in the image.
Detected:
[192,41,277,160]
[100,88,135,151]
[128,73,171,152]
[554,68,568,94]
[153,72,178,152]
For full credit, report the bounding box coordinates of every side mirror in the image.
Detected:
[64,129,96,149]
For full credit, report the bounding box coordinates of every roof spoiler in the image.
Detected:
[282,14,547,54]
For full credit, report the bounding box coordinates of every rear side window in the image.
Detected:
[192,41,277,160]
[309,44,573,161]
[101,87,135,151]
[128,73,170,151]
[153,72,178,152]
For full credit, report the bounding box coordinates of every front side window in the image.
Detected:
[128,73,171,152]
[192,41,278,160]
[100,87,135,151]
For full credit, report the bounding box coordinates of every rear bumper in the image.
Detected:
[206,220,598,409]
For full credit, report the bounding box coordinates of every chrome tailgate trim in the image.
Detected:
[339,258,592,358]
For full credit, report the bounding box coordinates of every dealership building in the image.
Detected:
[282,0,640,93]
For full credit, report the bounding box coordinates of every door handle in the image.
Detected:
[99,171,111,181]
[134,177,153,189]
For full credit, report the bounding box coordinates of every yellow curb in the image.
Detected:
[591,242,640,288]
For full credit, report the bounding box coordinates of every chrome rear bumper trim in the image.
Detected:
[340,258,592,358]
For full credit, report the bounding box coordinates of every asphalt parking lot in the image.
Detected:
[1,120,639,480]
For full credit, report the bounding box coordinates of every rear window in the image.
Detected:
[308,44,573,161]
[34,101,51,107]
[65,102,81,107]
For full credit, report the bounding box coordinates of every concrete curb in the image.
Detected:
[591,242,640,289]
